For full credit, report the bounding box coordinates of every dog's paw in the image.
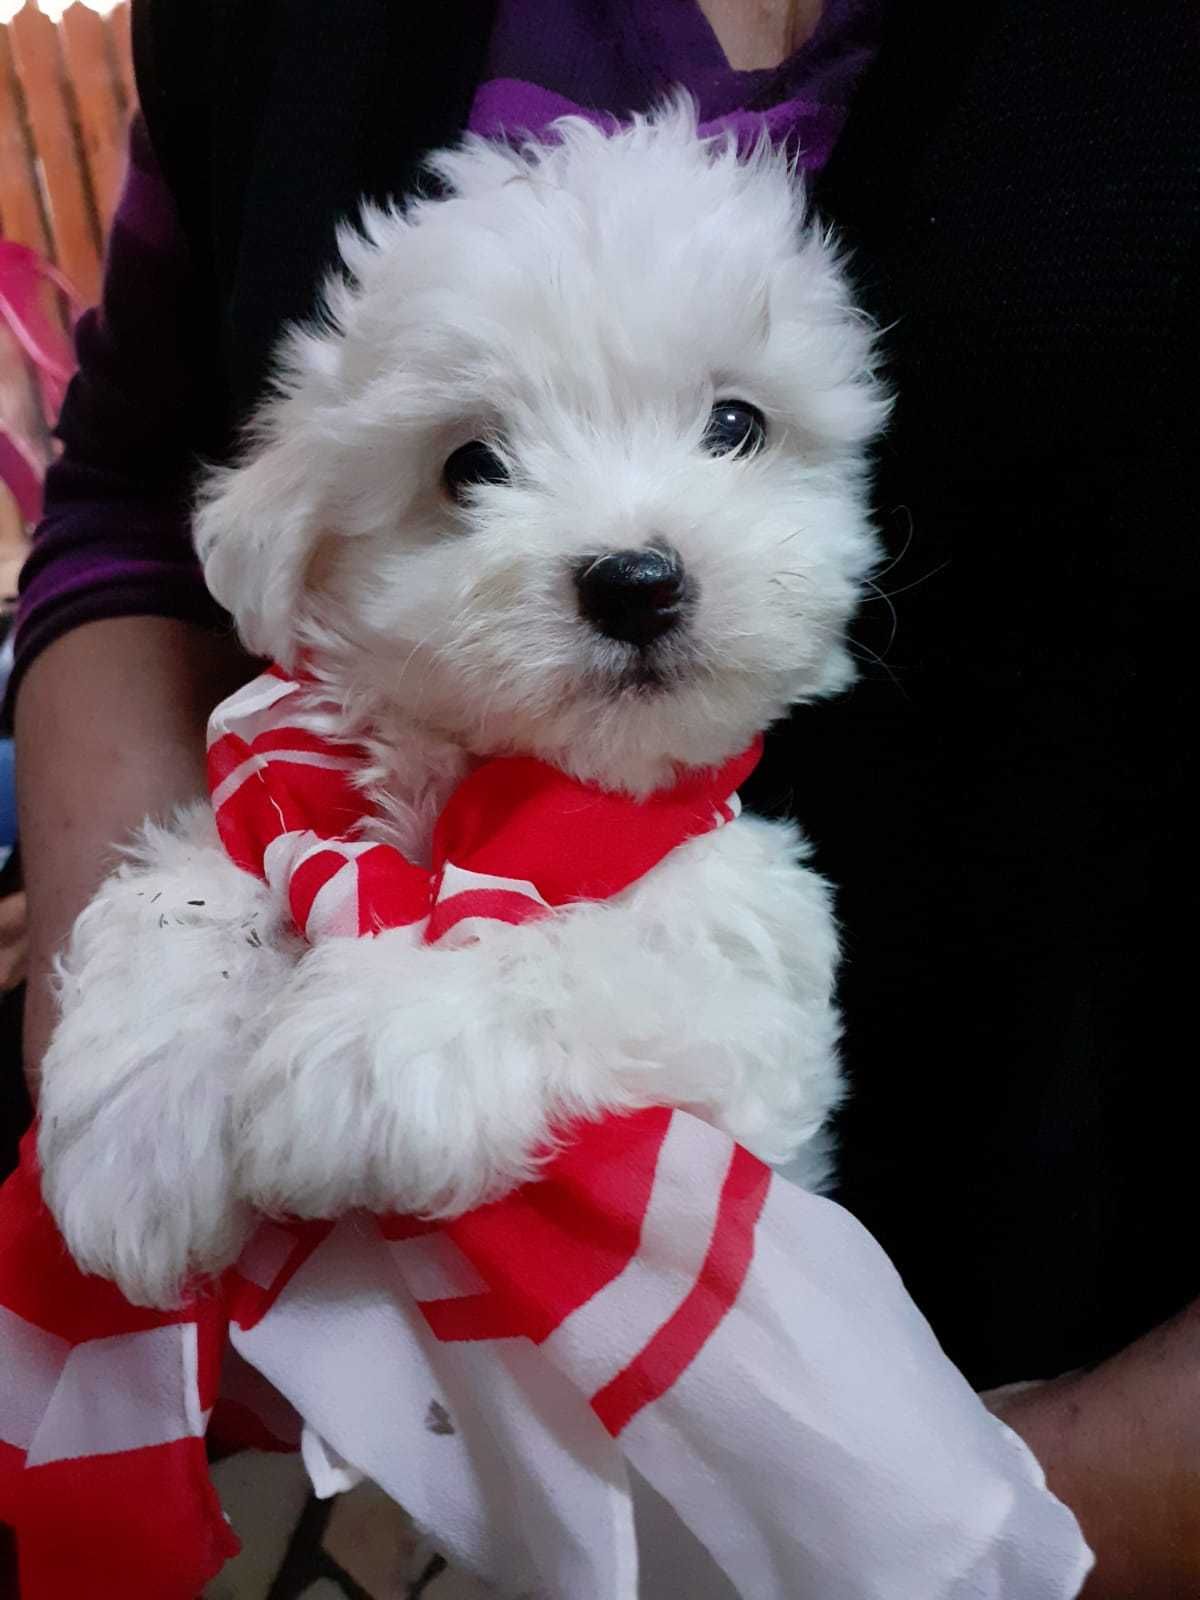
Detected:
[36,803,290,1306]
[234,927,600,1220]
[39,1080,252,1308]
[234,817,846,1221]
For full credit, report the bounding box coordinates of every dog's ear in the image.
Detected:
[193,220,391,665]
[193,414,323,666]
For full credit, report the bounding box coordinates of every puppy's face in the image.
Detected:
[198,109,888,791]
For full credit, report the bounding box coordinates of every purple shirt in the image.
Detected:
[469,0,880,163]
[12,1,880,696]
[13,115,228,692]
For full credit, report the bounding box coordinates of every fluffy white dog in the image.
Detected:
[38,104,888,1309]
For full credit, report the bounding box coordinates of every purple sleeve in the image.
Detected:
[10,115,229,701]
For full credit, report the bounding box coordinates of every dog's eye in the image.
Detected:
[443,440,510,502]
[702,400,767,459]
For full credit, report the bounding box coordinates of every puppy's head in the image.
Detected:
[197,103,888,791]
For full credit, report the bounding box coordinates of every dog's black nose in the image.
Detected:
[575,547,687,647]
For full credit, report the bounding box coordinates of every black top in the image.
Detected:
[132,0,1199,1388]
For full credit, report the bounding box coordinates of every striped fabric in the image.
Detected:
[232,1107,1092,1600]
[0,670,1090,1597]
[207,667,753,948]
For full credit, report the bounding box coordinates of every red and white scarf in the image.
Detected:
[206,665,756,947]
[0,671,1090,1599]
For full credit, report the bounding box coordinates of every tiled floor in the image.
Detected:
[206,1453,490,1600]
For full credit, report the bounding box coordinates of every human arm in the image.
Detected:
[11,115,250,1086]
[16,617,250,1088]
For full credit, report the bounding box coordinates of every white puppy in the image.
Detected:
[38,104,888,1308]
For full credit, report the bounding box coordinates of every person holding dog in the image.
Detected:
[7,3,1197,1595]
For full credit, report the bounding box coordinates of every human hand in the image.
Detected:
[984,1301,1200,1598]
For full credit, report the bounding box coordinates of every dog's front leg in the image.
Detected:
[37,802,296,1308]
[235,814,843,1222]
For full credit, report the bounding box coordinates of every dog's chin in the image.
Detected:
[350,632,776,791]
[588,645,683,699]
[517,654,773,794]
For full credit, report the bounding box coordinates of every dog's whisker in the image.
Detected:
[870,507,916,583]
[846,637,909,699]
[857,558,949,664]
[862,559,950,605]
[859,579,900,660]
[774,568,815,586]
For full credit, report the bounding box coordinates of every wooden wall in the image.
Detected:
[0,1,134,306]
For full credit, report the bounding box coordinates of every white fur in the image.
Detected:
[236,815,842,1220]
[37,805,298,1307]
[39,104,885,1306]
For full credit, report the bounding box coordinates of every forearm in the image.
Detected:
[16,616,252,1086]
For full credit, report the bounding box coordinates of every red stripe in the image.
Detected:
[418,1291,530,1343]
[214,759,365,881]
[432,737,762,909]
[205,731,250,791]
[7,1437,237,1600]
[224,1222,332,1333]
[424,887,548,944]
[446,1107,673,1344]
[208,726,349,774]
[238,726,345,757]
[0,1436,24,1481]
[589,1143,770,1438]
[0,1136,192,1343]
[353,844,431,935]
[287,847,351,930]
